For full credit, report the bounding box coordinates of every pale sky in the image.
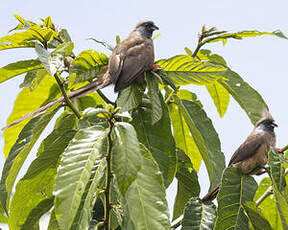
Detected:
[1,0,288,229]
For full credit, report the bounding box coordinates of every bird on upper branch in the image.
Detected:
[202,111,277,202]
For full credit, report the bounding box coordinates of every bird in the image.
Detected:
[107,20,159,92]
[202,111,277,202]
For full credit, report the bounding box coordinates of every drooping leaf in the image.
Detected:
[203,30,288,45]
[112,122,142,195]
[214,167,258,230]
[125,144,170,230]
[181,197,216,230]
[117,83,144,112]
[173,149,200,220]
[0,59,42,84]
[145,72,163,124]
[3,75,59,157]
[131,98,177,187]
[206,81,230,117]
[169,90,202,171]
[8,113,76,230]
[268,148,288,229]
[54,124,109,230]
[0,105,60,212]
[156,55,227,86]
[173,95,225,190]
[243,201,273,230]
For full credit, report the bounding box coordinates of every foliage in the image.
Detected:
[0,15,287,230]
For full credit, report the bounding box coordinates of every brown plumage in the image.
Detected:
[202,111,277,202]
[106,20,159,92]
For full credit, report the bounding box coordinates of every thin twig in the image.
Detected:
[256,186,273,207]
[54,73,81,118]
[96,89,115,105]
[104,119,114,230]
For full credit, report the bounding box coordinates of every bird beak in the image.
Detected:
[152,24,159,31]
[273,122,278,127]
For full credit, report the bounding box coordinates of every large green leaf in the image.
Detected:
[70,50,108,84]
[173,95,225,190]
[168,90,202,171]
[254,178,281,229]
[243,202,273,230]
[268,148,288,229]
[116,83,144,112]
[206,81,230,117]
[181,197,216,230]
[3,75,59,157]
[203,30,287,45]
[0,59,42,84]
[0,25,57,50]
[145,73,163,124]
[173,149,200,220]
[70,159,106,230]
[0,105,60,212]
[197,50,268,124]
[214,167,258,230]
[125,144,170,230]
[131,98,177,187]
[156,55,227,86]
[8,113,76,230]
[112,122,142,195]
[54,124,109,230]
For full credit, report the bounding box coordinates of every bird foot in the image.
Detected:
[150,63,161,70]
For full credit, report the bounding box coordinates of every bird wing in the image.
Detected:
[228,133,265,166]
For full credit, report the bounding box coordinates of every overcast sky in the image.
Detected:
[1,0,288,229]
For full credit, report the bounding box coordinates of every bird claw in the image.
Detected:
[150,63,161,70]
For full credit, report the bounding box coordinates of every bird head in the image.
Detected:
[255,110,278,133]
[135,20,159,38]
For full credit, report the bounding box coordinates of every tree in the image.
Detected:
[0,15,287,230]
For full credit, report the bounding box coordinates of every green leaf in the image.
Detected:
[35,43,66,76]
[173,95,225,189]
[243,201,273,230]
[206,81,230,117]
[3,75,59,157]
[0,25,57,50]
[268,148,288,229]
[43,16,52,28]
[156,55,227,86]
[0,105,60,212]
[254,178,281,229]
[47,209,60,230]
[20,198,54,230]
[173,149,200,220]
[125,144,170,230]
[181,197,216,230]
[219,70,268,124]
[70,50,108,84]
[0,204,7,223]
[131,98,177,187]
[8,15,35,32]
[214,167,258,230]
[8,113,76,230]
[54,124,109,230]
[0,59,42,84]
[203,30,288,45]
[169,90,202,171]
[117,84,144,112]
[70,159,106,230]
[145,72,163,124]
[112,122,142,195]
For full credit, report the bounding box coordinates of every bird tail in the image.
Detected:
[201,184,221,202]
[2,73,112,130]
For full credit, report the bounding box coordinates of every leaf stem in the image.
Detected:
[103,119,114,230]
[281,145,288,153]
[54,73,81,118]
[96,89,115,105]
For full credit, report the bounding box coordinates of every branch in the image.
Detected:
[96,89,115,105]
[54,73,81,118]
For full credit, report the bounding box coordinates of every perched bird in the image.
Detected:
[202,111,277,201]
[107,20,159,92]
